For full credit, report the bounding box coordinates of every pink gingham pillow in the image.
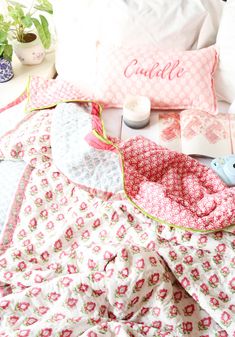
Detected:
[95,45,218,114]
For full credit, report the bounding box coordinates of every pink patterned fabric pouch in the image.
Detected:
[95,45,218,114]
[117,136,235,232]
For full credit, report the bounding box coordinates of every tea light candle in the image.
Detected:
[123,95,151,129]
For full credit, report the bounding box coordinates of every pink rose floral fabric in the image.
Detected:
[0,79,234,336]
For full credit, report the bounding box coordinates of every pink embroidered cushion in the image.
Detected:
[95,45,218,114]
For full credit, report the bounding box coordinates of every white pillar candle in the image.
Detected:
[123,95,151,129]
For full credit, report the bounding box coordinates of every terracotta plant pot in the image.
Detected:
[0,57,14,83]
[13,33,45,65]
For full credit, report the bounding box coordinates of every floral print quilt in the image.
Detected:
[0,78,234,337]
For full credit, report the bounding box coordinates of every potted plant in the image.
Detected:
[7,0,53,65]
[0,14,13,82]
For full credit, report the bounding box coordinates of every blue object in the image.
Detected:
[0,57,14,83]
[211,155,235,186]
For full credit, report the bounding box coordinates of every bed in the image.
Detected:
[0,1,235,336]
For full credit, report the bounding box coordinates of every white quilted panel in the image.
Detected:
[51,103,122,194]
[0,160,26,234]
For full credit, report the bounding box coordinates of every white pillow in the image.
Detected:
[53,0,224,92]
[197,0,225,49]
[216,0,235,103]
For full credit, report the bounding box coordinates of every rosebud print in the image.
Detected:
[93,218,101,229]
[39,328,52,336]
[183,304,195,316]
[17,261,27,271]
[17,302,30,312]
[54,240,62,251]
[40,209,48,220]
[169,251,177,261]
[28,287,41,297]
[29,218,37,231]
[59,330,73,337]
[52,172,60,179]
[87,332,98,337]
[209,297,219,309]
[198,317,211,330]
[24,317,38,325]
[158,289,168,300]
[60,277,73,287]
[67,264,77,274]
[48,292,60,302]
[148,273,160,286]
[175,264,184,275]
[121,248,128,260]
[174,291,183,303]
[119,267,129,278]
[8,315,19,325]
[37,306,49,315]
[229,277,235,293]
[116,285,128,296]
[18,330,30,337]
[136,258,145,270]
[182,322,193,333]
[0,300,10,309]
[80,202,87,211]
[77,283,89,293]
[128,296,139,307]
[84,302,96,313]
[0,257,7,268]
[209,274,219,288]
[4,271,13,280]
[134,279,145,291]
[41,251,49,261]
[35,198,43,207]
[169,305,178,317]
[111,211,119,222]
[149,256,157,266]
[200,283,209,295]
[190,268,200,280]
[221,311,231,326]
[116,225,126,239]
[183,255,193,265]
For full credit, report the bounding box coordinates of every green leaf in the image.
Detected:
[3,44,13,61]
[8,4,24,21]
[32,15,51,49]
[21,14,33,28]
[7,0,26,8]
[0,32,7,44]
[34,0,53,14]
[0,45,4,57]
[14,3,25,17]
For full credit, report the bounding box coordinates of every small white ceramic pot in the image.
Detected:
[13,33,45,65]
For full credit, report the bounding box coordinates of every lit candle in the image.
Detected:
[123,95,151,129]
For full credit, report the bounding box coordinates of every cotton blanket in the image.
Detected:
[0,78,234,337]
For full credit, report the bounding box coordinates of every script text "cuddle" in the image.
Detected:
[124,59,187,80]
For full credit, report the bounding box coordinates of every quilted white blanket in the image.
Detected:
[0,97,234,337]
